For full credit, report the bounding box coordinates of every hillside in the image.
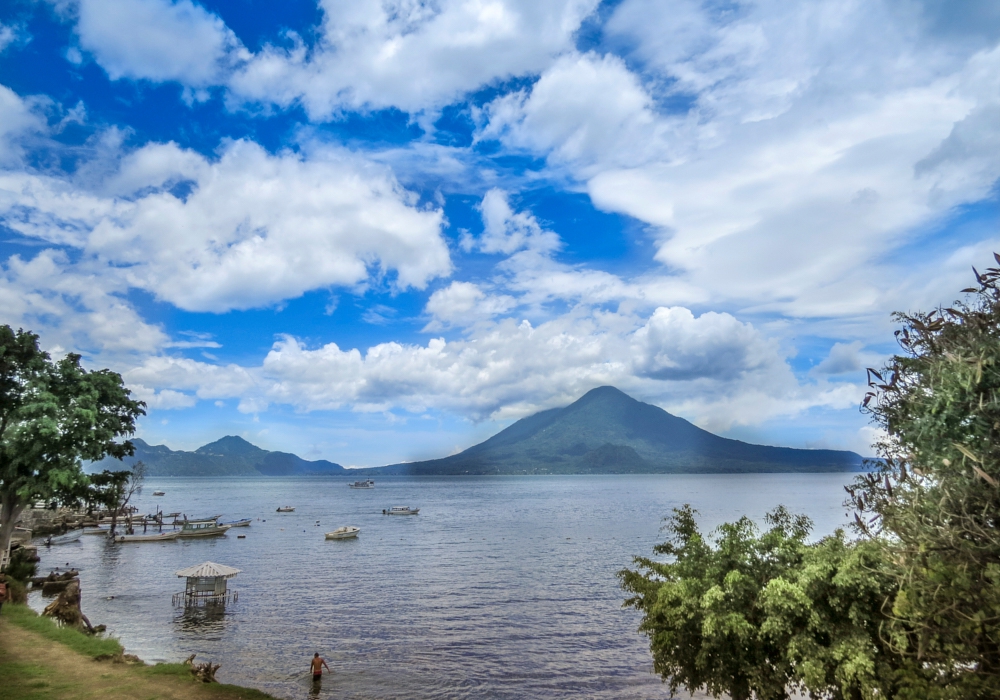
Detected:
[88,435,346,477]
[361,386,864,475]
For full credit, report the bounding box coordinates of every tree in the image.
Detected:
[90,462,146,536]
[850,258,1000,697]
[0,326,145,557]
[620,507,905,700]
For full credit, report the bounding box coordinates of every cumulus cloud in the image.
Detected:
[227,0,599,117]
[473,0,1000,325]
[73,0,247,86]
[2,138,451,312]
[121,305,858,431]
[423,281,516,330]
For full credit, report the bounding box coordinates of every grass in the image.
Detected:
[2,603,280,700]
[1,602,124,657]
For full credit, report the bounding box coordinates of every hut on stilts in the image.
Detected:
[172,561,240,606]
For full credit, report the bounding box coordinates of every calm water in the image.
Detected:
[29,474,856,699]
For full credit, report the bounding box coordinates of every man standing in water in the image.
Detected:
[311,652,330,684]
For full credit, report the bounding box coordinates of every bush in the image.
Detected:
[3,546,38,583]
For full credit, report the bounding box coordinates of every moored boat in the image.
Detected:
[115,530,180,543]
[45,530,83,545]
[276,506,295,512]
[383,506,419,515]
[225,518,252,527]
[349,479,375,489]
[152,491,165,496]
[325,526,360,539]
[177,520,232,538]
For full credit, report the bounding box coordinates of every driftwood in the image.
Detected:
[42,579,95,634]
[183,653,220,683]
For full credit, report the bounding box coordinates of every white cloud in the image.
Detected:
[2,138,452,312]
[74,0,247,85]
[475,188,560,255]
[122,304,858,431]
[227,0,599,117]
[423,281,516,330]
[475,0,1000,325]
[0,84,45,165]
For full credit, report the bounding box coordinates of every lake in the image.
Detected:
[29,473,858,699]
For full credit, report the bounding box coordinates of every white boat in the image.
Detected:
[276,506,295,512]
[383,506,419,515]
[115,531,180,543]
[46,530,83,545]
[83,526,111,535]
[225,518,252,527]
[349,479,375,489]
[325,526,360,540]
[177,520,232,538]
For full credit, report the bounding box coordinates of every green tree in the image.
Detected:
[0,326,145,557]
[89,461,146,536]
[849,258,1000,697]
[620,507,911,700]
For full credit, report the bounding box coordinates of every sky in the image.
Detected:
[1,0,998,467]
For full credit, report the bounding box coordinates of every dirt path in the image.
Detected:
[0,617,270,700]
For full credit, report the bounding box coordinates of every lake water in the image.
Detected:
[29,474,857,699]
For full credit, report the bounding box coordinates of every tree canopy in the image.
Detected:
[0,326,145,557]
[622,259,1000,699]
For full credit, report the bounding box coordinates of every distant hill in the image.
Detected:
[359,386,864,475]
[88,435,346,477]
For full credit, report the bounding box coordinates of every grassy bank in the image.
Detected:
[1,604,278,700]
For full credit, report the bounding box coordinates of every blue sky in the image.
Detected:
[1,0,998,466]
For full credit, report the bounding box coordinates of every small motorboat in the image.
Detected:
[83,525,111,535]
[114,531,180,543]
[383,506,419,516]
[225,518,252,527]
[152,491,165,496]
[325,526,360,540]
[45,530,83,546]
[349,479,375,489]
[276,506,295,512]
[177,520,231,538]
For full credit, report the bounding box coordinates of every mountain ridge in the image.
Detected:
[356,386,864,475]
[88,435,347,477]
[91,386,864,476]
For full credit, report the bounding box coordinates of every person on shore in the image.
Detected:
[310,652,330,683]
[0,575,8,614]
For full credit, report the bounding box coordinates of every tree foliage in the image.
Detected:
[623,260,1000,699]
[848,257,1000,696]
[620,507,904,700]
[89,462,146,535]
[0,326,145,556]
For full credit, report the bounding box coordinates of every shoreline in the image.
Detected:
[0,603,279,700]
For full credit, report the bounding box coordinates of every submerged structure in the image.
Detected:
[172,561,240,606]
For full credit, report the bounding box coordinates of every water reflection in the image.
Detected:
[174,601,228,632]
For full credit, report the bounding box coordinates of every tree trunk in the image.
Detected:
[0,488,26,564]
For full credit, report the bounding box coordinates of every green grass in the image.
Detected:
[1,603,124,658]
[139,665,279,699]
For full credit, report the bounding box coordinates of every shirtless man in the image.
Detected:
[310,652,330,683]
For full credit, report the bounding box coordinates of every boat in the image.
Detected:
[325,526,360,540]
[177,520,232,538]
[349,479,375,489]
[114,531,180,543]
[225,518,252,527]
[383,506,419,515]
[83,526,111,535]
[45,530,83,545]
[276,506,295,512]
[152,491,165,496]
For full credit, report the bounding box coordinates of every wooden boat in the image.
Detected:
[276,506,295,512]
[383,506,419,515]
[325,526,360,540]
[177,521,232,538]
[46,530,83,545]
[349,479,375,489]
[114,531,179,543]
[83,526,111,535]
[224,518,252,527]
